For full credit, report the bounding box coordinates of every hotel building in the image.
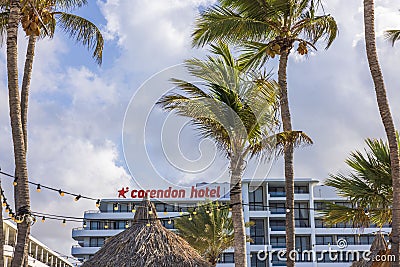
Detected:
[71,178,391,267]
[2,219,73,267]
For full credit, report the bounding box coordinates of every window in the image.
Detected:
[269,186,285,197]
[335,202,353,208]
[89,238,105,247]
[155,203,176,212]
[359,235,375,245]
[294,185,309,194]
[161,219,175,229]
[270,220,285,231]
[314,202,327,211]
[271,236,286,248]
[295,202,309,227]
[218,253,234,263]
[296,236,311,251]
[271,253,285,266]
[316,235,334,245]
[337,235,356,245]
[249,186,264,211]
[270,202,285,214]
[315,218,325,228]
[251,252,267,267]
[250,219,265,245]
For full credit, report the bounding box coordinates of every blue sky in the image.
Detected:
[0,0,400,262]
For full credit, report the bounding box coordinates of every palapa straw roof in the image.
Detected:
[81,197,211,267]
[351,233,389,267]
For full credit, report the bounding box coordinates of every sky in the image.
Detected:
[0,0,400,262]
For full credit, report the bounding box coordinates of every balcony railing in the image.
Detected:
[269,192,286,197]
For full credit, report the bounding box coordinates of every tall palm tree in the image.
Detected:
[191,1,337,266]
[5,0,32,266]
[1,0,103,265]
[363,1,400,265]
[157,42,311,267]
[321,138,393,229]
[175,202,236,266]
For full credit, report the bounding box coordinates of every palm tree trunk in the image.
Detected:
[21,35,36,150]
[363,1,400,266]
[278,50,295,267]
[6,1,31,267]
[230,156,247,267]
[17,34,36,267]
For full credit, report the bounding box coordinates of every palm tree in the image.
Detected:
[385,30,400,46]
[175,202,236,266]
[191,1,337,266]
[157,42,311,267]
[321,138,393,229]
[363,1,400,265]
[1,0,103,265]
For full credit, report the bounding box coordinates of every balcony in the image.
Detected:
[72,228,122,239]
[269,192,286,197]
[71,245,100,256]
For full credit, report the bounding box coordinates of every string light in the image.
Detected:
[104,223,109,229]
[188,214,193,221]
[13,178,17,186]
[5,205,10,213]
[2,199,6,207]
[41,216,45,223]
[179,208,183,215]
[125,221,129,229]
[168,219,172,225]
[96,199,101,208]
[131,205,136,213]
[146,221,151,227]
[148,207,153,215]
[192,208,197,215]
[83,221,87,228]
[113,204,119,211]
[62,219,66,225]
[36,184,41,192]
[74,195,81,202]
[58,190,65,197]
[163,208,168,215]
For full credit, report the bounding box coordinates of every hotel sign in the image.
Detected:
[117,184,228,199]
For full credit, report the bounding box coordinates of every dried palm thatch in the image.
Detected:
[351,233,389,267]
[82,197,211,267]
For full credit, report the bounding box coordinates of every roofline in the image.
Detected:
[4,220,73,265]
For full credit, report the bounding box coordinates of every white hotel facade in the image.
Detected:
[71,178,391,267]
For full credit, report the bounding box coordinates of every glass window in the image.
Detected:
[270,202,285,214]
[270,220,285,231]
[315,219,325,228]
[316,235,334,245]
[271,236,286,248]
[295,202,309,227]
[251,252,267,267]
[269,186,285,197]
[337,235,356,245]
[218,253,234,263]
[161,219,175,229]
[249,186,264,211]
[314,202,327,210]
[294,186,309,194]
[359,235,375,245]
[250,219,265,245]
[296,236,311,251]
[89,237,105,247]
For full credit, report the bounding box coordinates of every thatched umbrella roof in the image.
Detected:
[81,198,211,267]
[351,233,388,267]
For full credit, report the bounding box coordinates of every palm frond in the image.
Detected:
[385,30,400,46]
[297,13,338,49]
[320,204,371,229]
[56,12,103,64]
[0,11,8,45]
[192,5,272,47]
